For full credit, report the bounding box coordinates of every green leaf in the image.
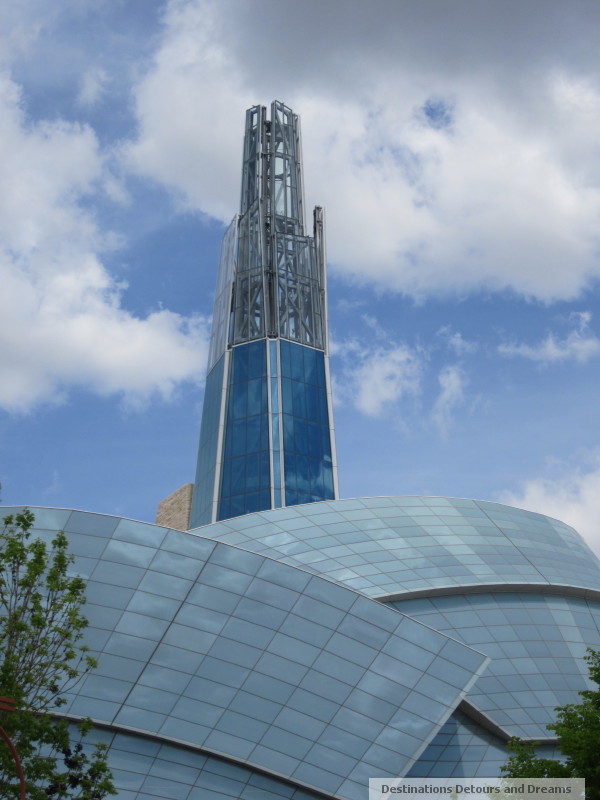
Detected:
[0,511,115,798]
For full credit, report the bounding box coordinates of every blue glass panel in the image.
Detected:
[303,346,318,385]
[218,489,232,515]
[321,428,332,459]
[235,597,288,629]
[229,457,244,493]
[163,531,215,560]
[68,534,108,558]
[294,422,308,457]
[296,456,310,492]
[138,571,192,601]
[261,417,269,449]
[282,377,293,412]
[283,424,295,462]
[290,343,305,382]
[293,384,307,418]
[28,508,72,529]
[318,391,329,424]
[231,419,247,457]
[248,340,266,379]
[232,344,249,383]
[306,384,319,422]
[230,690,280,723]
[316,355,326,387]
[116,612,169,640]
[65,511,119,536]
[248,378,263,413]
[218,340,271,520]
[91,562,144,589]
[279,342,334,504]
[269,340,278,370]
[185,676,236,705]
[241,454,258,493]
[245,493,260,513]
[211,541,263,574]
[103,540,155,568]
[232,381,247,419]
[113,519,165,547]
[204,730,255,759]
[246,416,261,452]
[280,339,291,378]
[190,354,225,527]
[139,662,194,692]
[229,496,246,517]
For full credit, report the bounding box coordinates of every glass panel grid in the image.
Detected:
[8,501,599,798]
[204,498,600,598]
[394,591,600,739]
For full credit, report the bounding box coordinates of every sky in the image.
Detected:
[2,0,600,555]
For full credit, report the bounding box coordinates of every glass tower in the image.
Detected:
[190,101,339,527]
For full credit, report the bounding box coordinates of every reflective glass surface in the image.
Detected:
[208,216,238,370]
[200,497,600,597]
[190,354,225,527]
[392,591,600,739]
[71,726,327,800]
[408,708,560,778]
[1,506,487,800]
[4,499,599,800]
[280,340,334,505]
[218,340,270,520]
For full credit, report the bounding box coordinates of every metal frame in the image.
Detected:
[233,101,326,349]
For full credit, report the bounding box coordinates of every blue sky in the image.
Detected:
[2,0,600,554]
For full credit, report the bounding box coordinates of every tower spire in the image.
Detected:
[190,102,338,527]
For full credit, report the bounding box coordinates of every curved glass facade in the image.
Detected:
[2,498,599,798]
[200,496,600,597]
[390,592,600,740]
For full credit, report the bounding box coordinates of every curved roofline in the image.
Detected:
[189,495,579,534]
[54,713,335,800]
[458,700,557,746]
[0,504,176,529]
[377,582,600,604]
[0,495,579,534]
[57,704,558,774]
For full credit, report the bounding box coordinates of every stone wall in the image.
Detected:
[155,482,193,530]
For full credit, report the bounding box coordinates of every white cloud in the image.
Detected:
[77,67,109,107]
[0,72,208,413]
[499,311,600,363]
[0,1,59,64]
[437,326,477,355]
[499,457,600,557]
[431,364,467,438]
[123,0,248,220]
[123,0,600,302]
[333,338,422,418]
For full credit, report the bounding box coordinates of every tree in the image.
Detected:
[502,648,600,800]
[0,509,115,799]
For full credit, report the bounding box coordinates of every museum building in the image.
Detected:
[2,103,600,799]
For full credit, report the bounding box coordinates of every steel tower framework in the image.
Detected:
[190,101,338,527]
